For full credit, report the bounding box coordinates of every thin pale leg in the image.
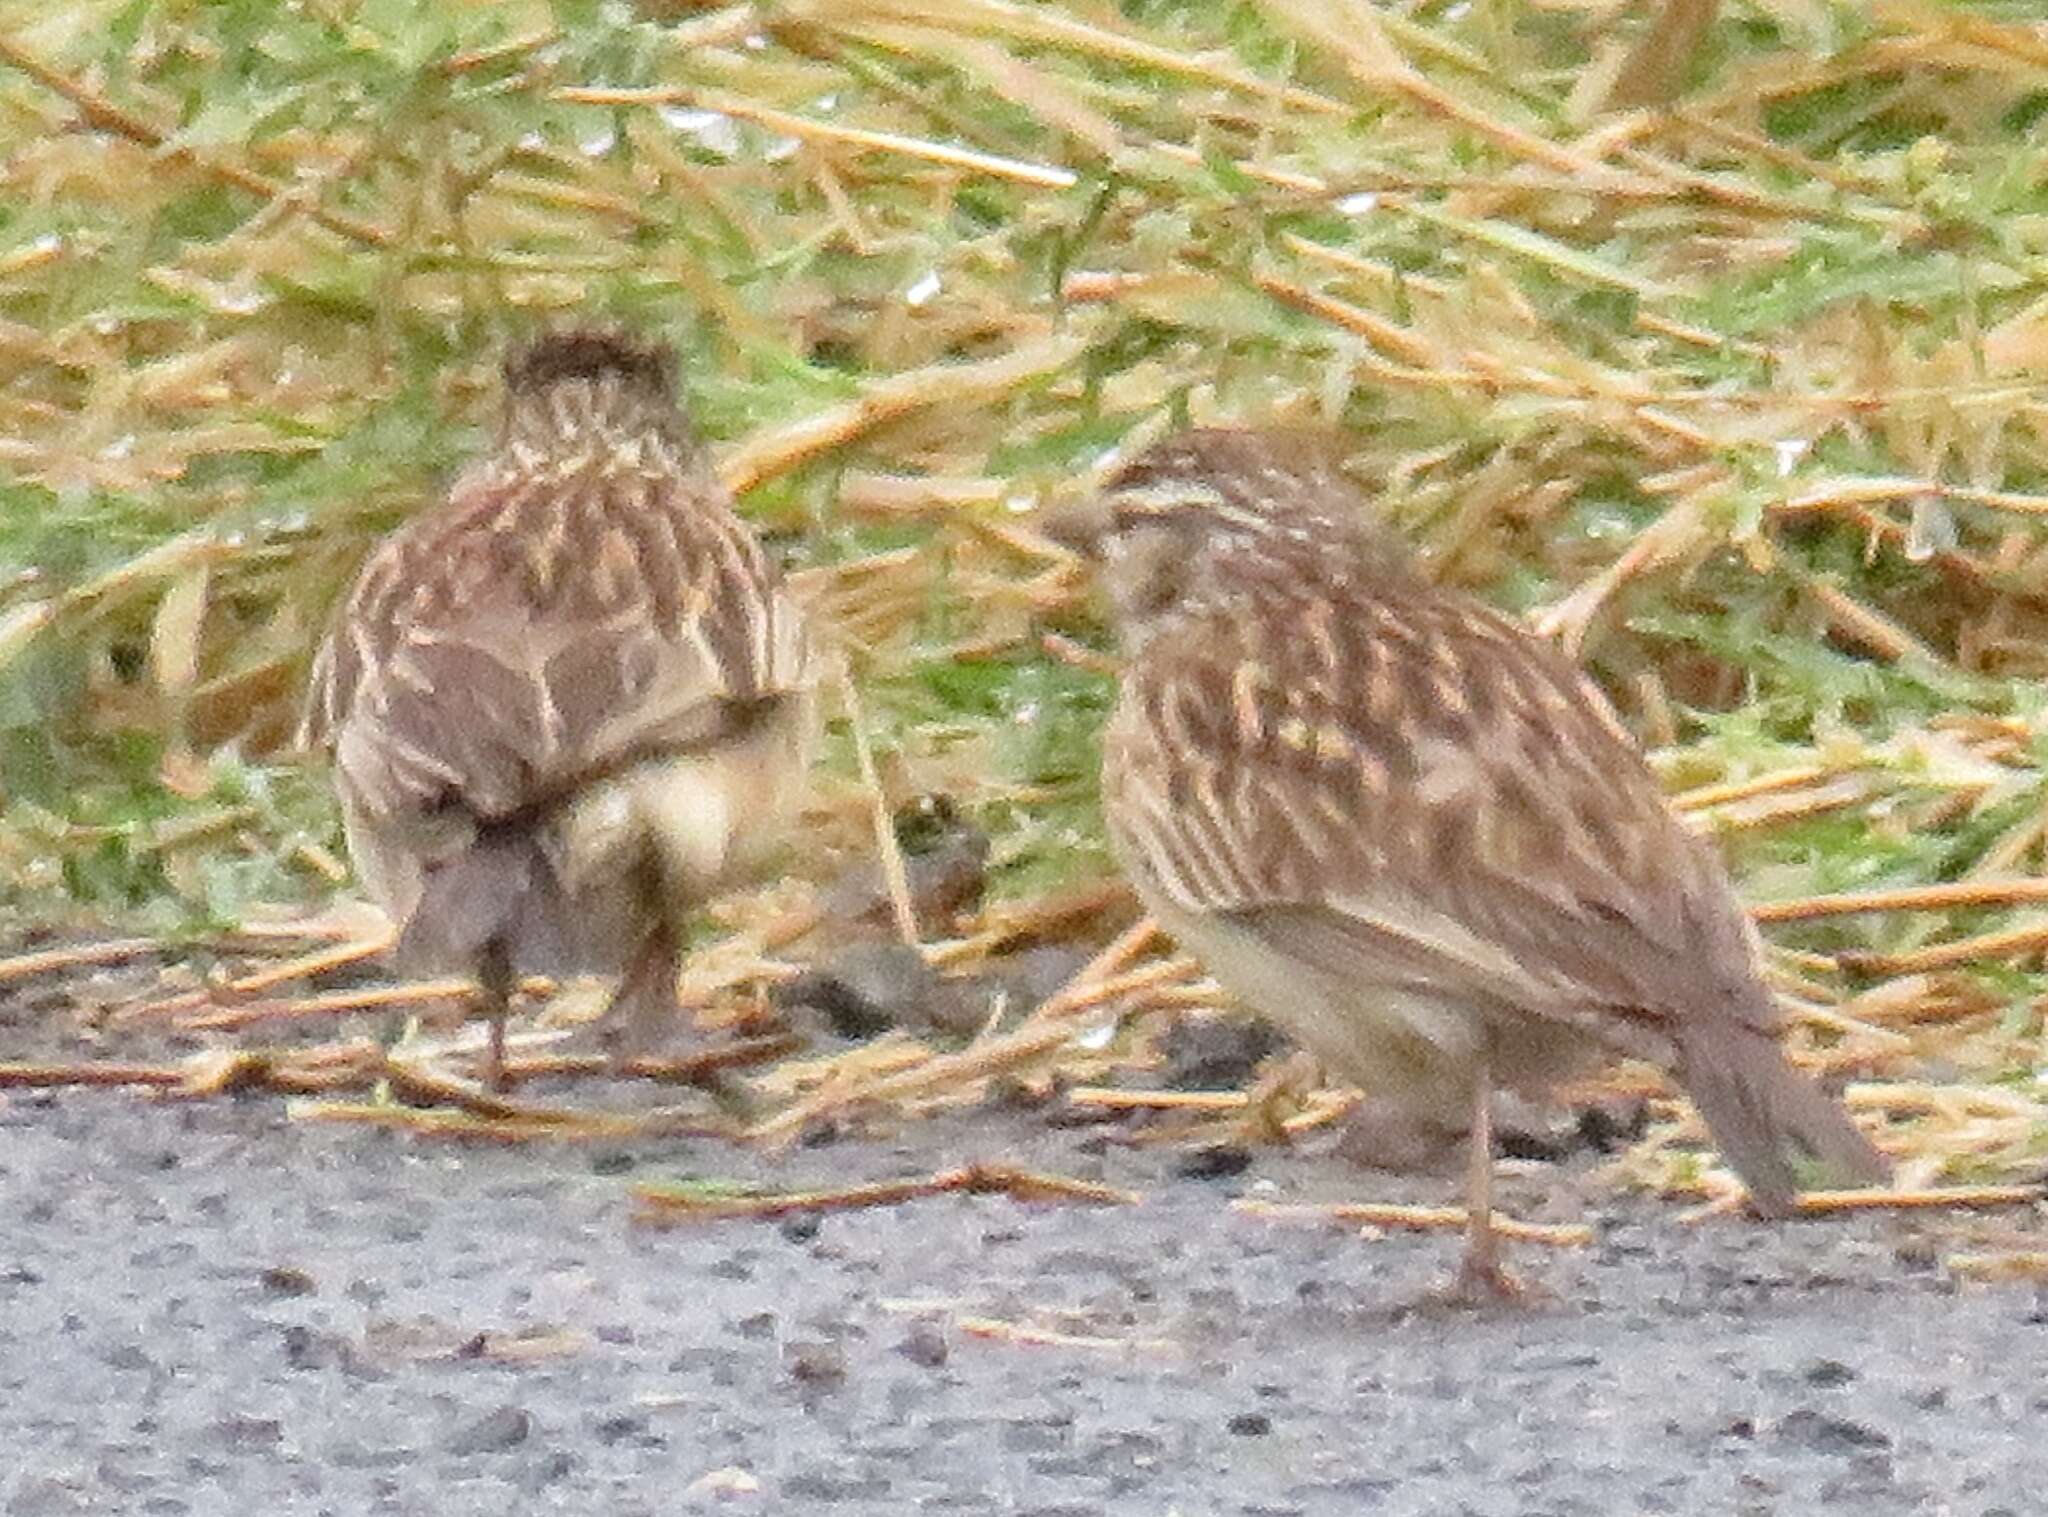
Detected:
[605,920,681,1072]
[486,1015,507,1093]
[602,850,684,1071]
[604,922,755,1119]
[476,936,515,1094]
[1449,1059,1525,1302]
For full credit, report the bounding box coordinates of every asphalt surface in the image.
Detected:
[2,1059,2045,1517]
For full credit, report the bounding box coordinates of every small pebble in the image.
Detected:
[257,1265,316,1298]
[1175,1145,1253,1181]
[779,1213,822,1243]
[593,1413,652,1446]
[896,1321,949,1369]
[774,943,942,1040]
[525,1452,577,1489]
[785,1340,848,1388]
[1574,1101,1649,1153]
[6,1476,90,1516]
[1771,1409,1889,1454]
[100,1344,152,1372]
[210,1417,282,1451]
[443,1405,531,1455]
[1159,1012,1282,1090]
[686,1468,760,1499]
[281,1326,330,1372]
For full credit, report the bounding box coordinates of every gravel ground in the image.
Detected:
[2,974,2046,1516]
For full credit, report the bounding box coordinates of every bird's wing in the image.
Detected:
[1104,584,1775,1049]
[312,462,810,826]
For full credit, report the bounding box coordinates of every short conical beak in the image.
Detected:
[1036,494,1113,557]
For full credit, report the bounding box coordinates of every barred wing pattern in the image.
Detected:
[1102,568,1776,1066]
[304,446,808,832]
[1083,425,1886,1213]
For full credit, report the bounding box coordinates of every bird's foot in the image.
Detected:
[1429,1232,1557,1310]
[1440,1252,1536,1308]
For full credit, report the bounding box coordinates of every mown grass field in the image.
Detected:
[2,0,2047,1198]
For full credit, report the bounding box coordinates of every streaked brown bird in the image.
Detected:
[302,329,816,1089]
[1046,428,1888,1296]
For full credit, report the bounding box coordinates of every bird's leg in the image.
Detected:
[601,847,684,1073]
[605,919,756,1121]
[1449,1058,1525,1303]
[476,935,515,1093]
[605,920,679,1073]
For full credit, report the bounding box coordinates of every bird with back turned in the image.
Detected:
[303,329,816,1091]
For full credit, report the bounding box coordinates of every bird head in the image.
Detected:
[498,327,697,460]
[1041,428,1394,645]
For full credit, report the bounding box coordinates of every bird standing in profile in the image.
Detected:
[303,329,816,1090]
[1046,428,1888,1299]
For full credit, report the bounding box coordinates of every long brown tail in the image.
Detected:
[1676,1028,1890,1217]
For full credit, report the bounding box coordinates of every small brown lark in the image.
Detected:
[303,330,816,1089]
[1046,427,1888,1297]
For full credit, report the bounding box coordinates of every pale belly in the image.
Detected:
[1151,901,1598,1123]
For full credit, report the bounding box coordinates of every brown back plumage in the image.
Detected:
[303,329,814,989]
[305,330,805,818]
[1079,428,1887,1211]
